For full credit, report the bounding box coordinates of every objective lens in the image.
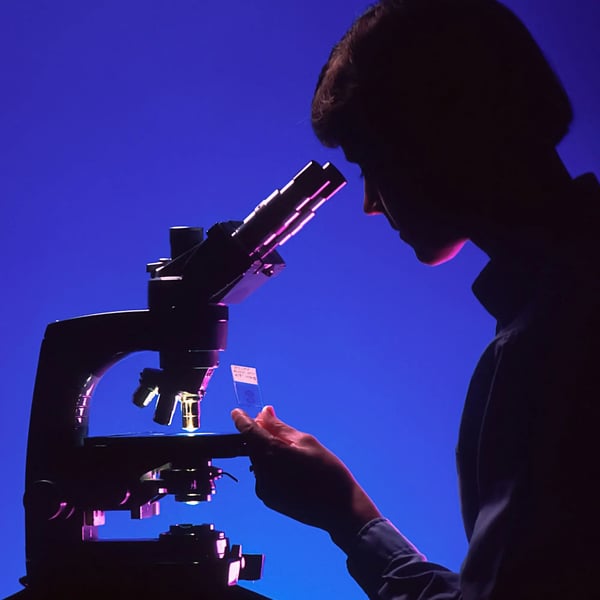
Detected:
[180,392,201,432]
[153,390,178,426]
[132,385,159,408]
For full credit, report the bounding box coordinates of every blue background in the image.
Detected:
[1,1,598,597]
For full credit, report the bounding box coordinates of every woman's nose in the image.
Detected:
[363,182,383,215]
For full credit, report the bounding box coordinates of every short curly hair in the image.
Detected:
[312,0,572,154]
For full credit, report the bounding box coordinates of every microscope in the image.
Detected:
[12,161,346,600]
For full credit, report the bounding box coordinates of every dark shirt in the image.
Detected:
[341,174,600,599]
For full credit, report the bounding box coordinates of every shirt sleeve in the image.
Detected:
[343,518,461,599]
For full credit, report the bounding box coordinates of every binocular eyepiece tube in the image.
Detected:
[232,161,346,260]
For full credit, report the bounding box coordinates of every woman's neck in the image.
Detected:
[469,149,578,261]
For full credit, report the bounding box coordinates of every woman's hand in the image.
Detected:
[231,405,382,546]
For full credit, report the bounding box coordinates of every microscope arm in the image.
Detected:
[26,306,227,481]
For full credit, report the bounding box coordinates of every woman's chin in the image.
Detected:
[413,239,468,266]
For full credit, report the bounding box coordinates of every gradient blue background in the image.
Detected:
[1,1,598,597]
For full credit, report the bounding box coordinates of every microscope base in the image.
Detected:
[6,580,272,600]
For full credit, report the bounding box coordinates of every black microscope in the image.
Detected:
[10,161,346,600]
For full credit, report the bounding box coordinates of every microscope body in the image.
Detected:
[23,281,267,598]
[15,161,346,599]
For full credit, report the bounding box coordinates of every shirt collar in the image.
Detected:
[472,253,546,326]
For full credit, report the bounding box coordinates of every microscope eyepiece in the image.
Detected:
[232,161,346,259]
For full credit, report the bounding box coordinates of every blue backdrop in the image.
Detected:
[1,1,598,598]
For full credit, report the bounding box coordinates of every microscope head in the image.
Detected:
[135,160,346,432]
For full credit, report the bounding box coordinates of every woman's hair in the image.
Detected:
[311,0,572,153]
